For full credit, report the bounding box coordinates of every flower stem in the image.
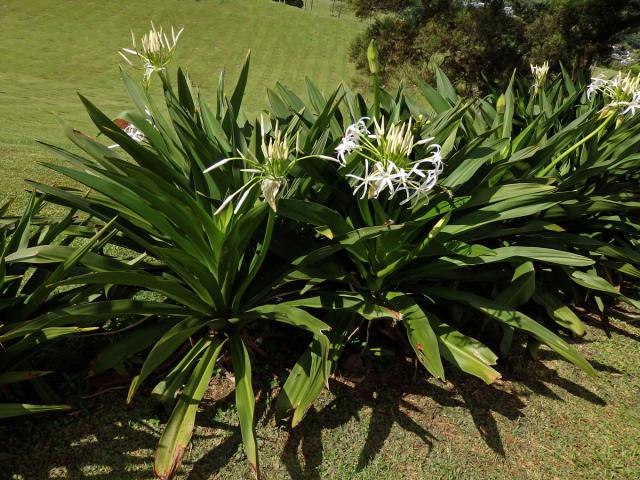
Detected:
[537,114,615,177]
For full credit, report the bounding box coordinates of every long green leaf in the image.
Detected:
[230,335,259,478]
[388,293,444,380]
[154,338,225,480]
[432,320,501,384]
[420,287,595,375]
[0,403,71,419]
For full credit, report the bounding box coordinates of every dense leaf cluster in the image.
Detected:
[350,0,640,94]
[2,56,640,479]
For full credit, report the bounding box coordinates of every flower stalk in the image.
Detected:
[537,113,615,177]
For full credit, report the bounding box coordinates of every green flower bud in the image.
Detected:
[496,94,506,115]
[367,40,379,75]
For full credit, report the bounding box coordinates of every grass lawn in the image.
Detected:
[1,309,639,479]
[2,3,640,480]
[0,0,363,210]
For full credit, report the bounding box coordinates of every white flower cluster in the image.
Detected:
[530,62,549,92]
[587,72,640,117]
[205,117,332,214]
[335,118,443,207]
[336,117,369,164]
[120,22,183,85]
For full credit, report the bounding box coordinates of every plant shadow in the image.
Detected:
[0,339,620,480]
[275,345,615,479]
[0,390,162,479]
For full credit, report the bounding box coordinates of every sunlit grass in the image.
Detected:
[2,316,638,479]
[0,0,362,207]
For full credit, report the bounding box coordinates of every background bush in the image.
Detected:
[350,0,640,94]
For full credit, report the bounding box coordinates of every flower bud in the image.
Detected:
[367,40,379,75]
[496,94,506,115]
[261,178,286,212]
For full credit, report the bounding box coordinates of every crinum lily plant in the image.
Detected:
[270,95,596,426]
[10,26,640,480]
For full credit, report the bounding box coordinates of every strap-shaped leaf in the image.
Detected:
[377,213,450,278]
[5,244,130,271]
[277,199,350,238]
[291,223,403,268]
[128,317,207,403]
[154,337,225,480]
[245,304,330,336]
[388,293,445,381]
[533,287,585,337]
[0,403,71,419]
[54,271,213,314]
[280,292,402,321]
[432,319,501,384]
[230,335,259,478]
[497,261,536,308]
[151,338,211,409]
[435,67,458,103]
[91,321,171,375]
[495,261,535,354]
[570,270,618,294]
[275,335,328,427]
[420,287,595,376]
[275,312,358,426]
[0,300,195,342]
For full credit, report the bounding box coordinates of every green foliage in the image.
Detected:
[0,196,115,418]
[350,0,640,93]
[517,0,640,68]
[3,44,640,480]
[350,1,526,94]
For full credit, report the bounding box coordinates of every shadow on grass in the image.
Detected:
[0,395,161,479]
[279,374,443,477]
[0,343,620,480]
[186,387,248,480]
[277,344,616,477]
[278,359,522,475]
[575,305,640,342]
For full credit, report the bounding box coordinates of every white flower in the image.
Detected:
[371,161,399,198]
[205,116,328,214]
[587,75,608,100]
[587,71,640,118]
[621,91,640,116]
[120,22,183,86]
[261,178,286,213]
[335,117,369,165]
[530,62,549,92]
[335,118,444,207]
[399,177,440,206]
[345,159,376,199]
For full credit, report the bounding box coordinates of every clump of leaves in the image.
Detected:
[4,26,640,480]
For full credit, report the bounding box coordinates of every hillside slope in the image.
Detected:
[0,0,362,203]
